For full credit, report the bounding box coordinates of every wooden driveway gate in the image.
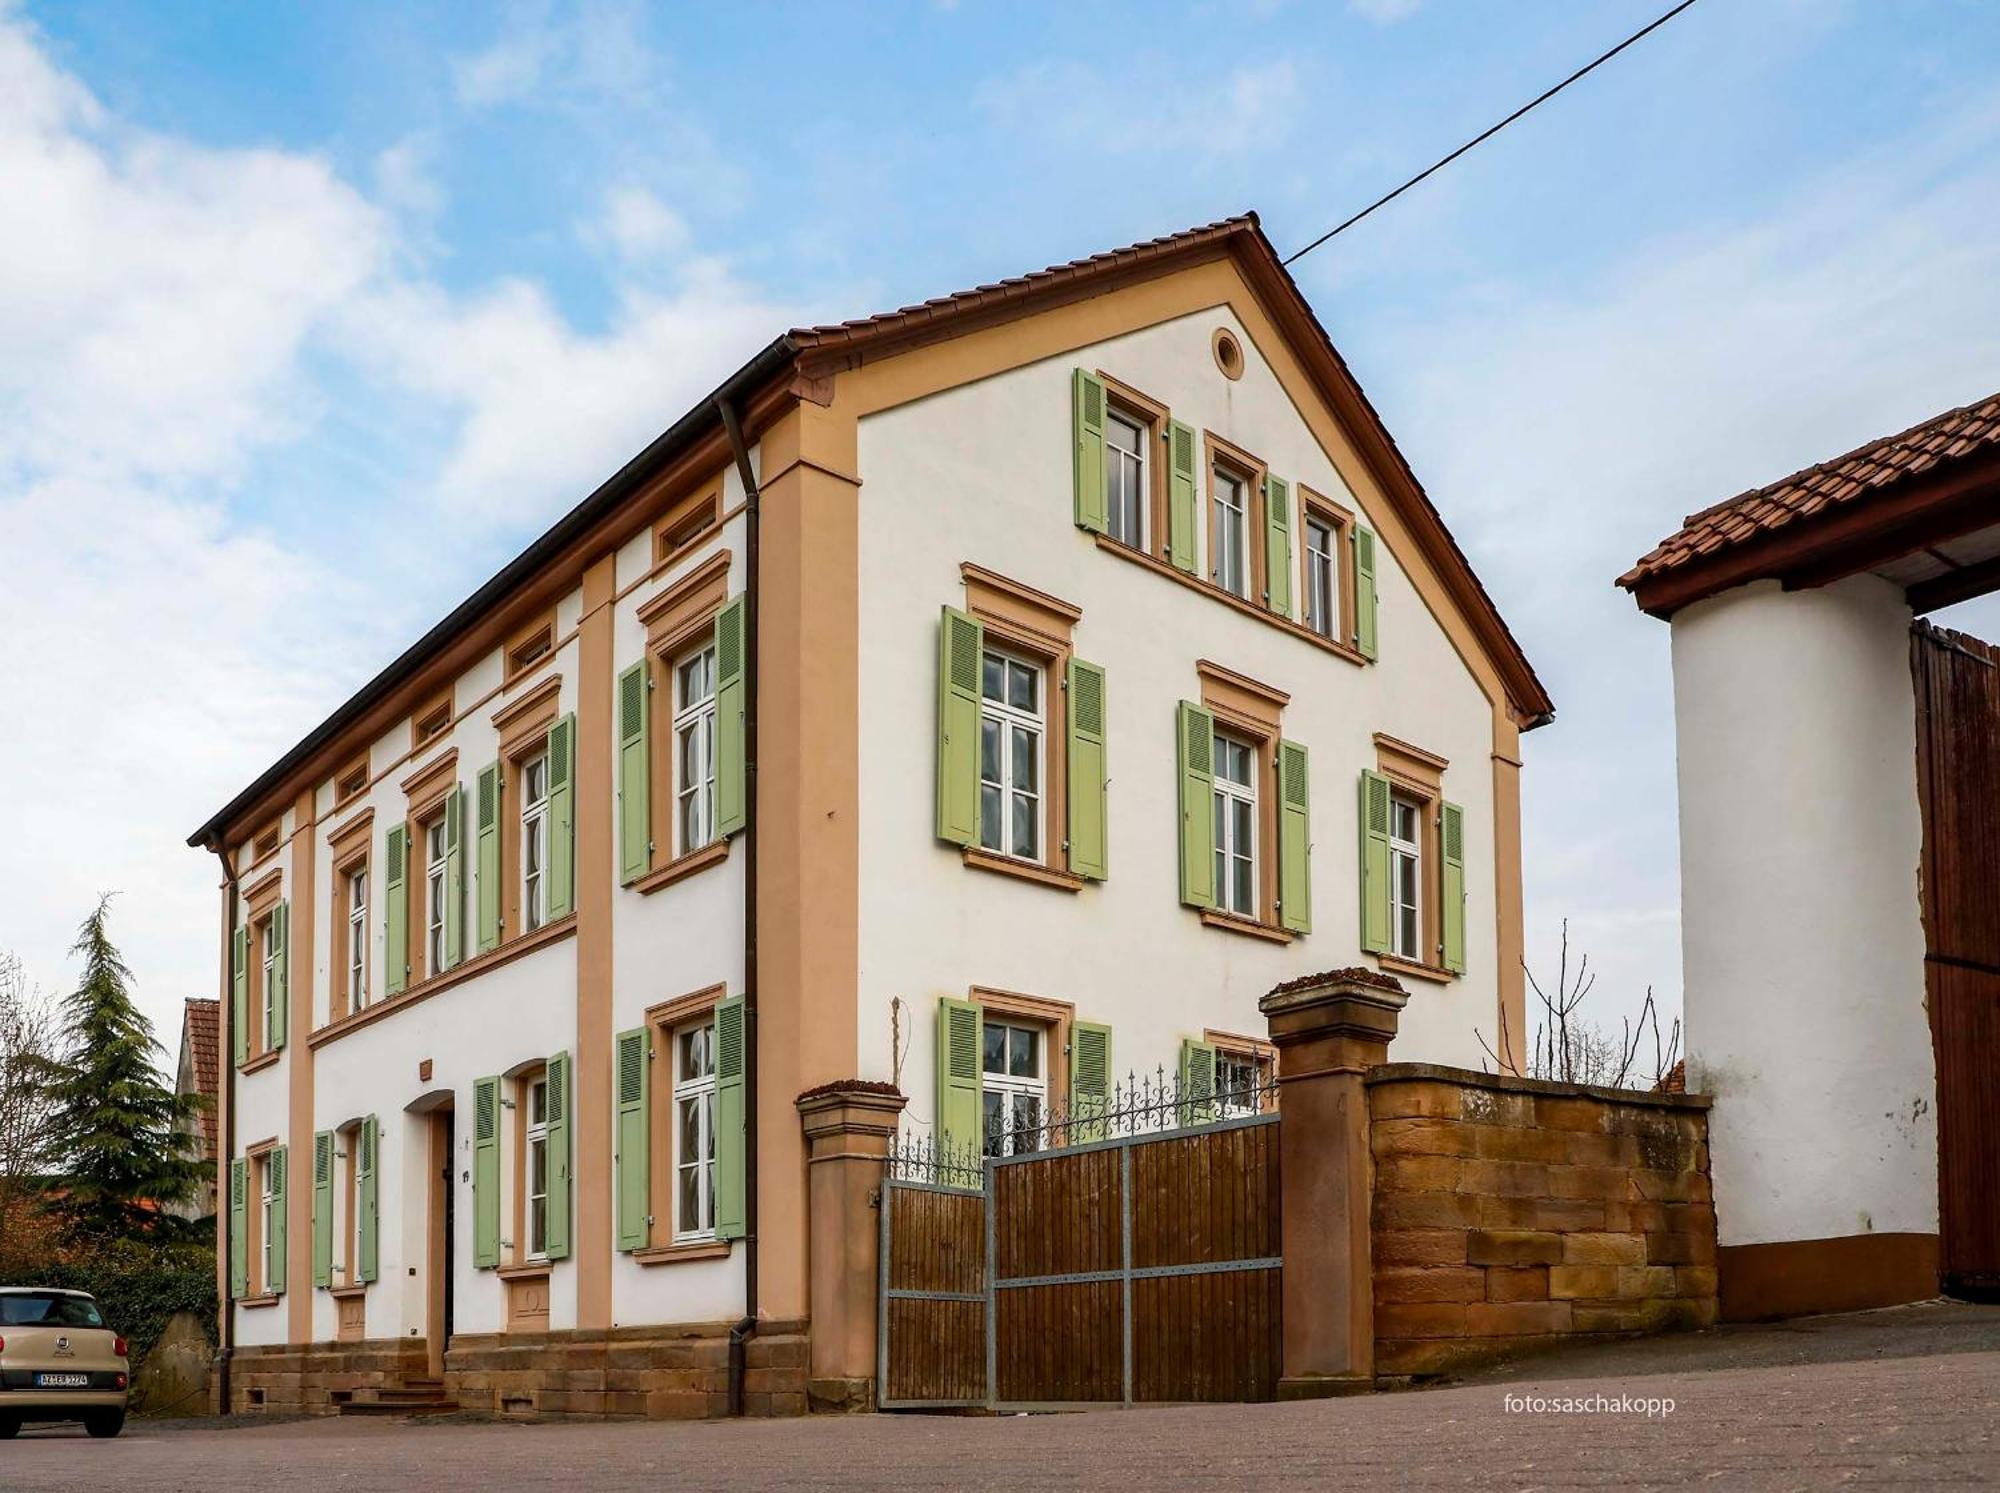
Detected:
[879,1111,1282,1410]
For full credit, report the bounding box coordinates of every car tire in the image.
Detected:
[0,1416,20,1439]
[84,1410,124,1439]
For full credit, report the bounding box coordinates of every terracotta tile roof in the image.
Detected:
[1653,1058,1686,1096]
[789,216,1257,350]
[1620,391,2000,595]
[181,998,220,1159]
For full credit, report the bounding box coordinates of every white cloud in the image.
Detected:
[977,57,1301,160]
[585,183,690,263]
[1349,0,1421,23]
[0,11,808,1044]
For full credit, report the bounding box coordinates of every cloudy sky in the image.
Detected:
[3,0,1998,1059]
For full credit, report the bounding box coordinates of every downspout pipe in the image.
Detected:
[717,395,761,1416]
[204,833,240,1413]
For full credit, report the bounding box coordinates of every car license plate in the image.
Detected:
[36,1373,89,1388]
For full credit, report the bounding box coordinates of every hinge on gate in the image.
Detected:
[868,1186,882,1210]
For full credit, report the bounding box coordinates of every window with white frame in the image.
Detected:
[673,1019,717,1240]
[259,919,279,1047]
[343,1125,363,1282]
[1212,734,1257,918]
[525,1074,551,1261]
[1105,409,1147,550]
[521,752,550,933]
[259,1155,277,1291]
[1390,795,1423,962]
[978,650,1043,861]
[1214,468,1250,598]
[346,867,368,1009]
[1304,512,1338,640]
[424,817,447,975]
[1216,1050,1267,1118]
[675,644,718,855]
[980,1020,1046,1158]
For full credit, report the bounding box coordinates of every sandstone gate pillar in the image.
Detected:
[796,1081,907,1412]
[1260,971,1408,1398]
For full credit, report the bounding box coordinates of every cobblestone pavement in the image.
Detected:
[8,1305,1998,1492]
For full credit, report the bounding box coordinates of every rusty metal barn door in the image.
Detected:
[1913,622,2000,1298]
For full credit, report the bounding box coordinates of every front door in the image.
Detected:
[1913,622,2000,1299]
[426,1107,456,1378]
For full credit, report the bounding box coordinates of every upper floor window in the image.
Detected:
[675,644,718,855]
[260,920,280,1046]
[1390,795,1423,962]
[525,1074,551,1261]
[674,1019,718,1241]
[981,1019,1044,1158]
[521,752,550,933]
[1213,467,1250,599]
[424,818,448,975]
[1105,409,1147,551]
[1212,734,1258,918]
[978,650,1042,862]
[346,867,368,1010]
[1304,511,1339,640]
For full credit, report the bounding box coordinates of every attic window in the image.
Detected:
[656,487,721,566]
[1212,328,1244,381]
[334,760,369,808]
[414,698,452,748]
[253,824,281,860]
[507,623,554,681]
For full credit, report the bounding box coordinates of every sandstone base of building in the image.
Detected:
[219,1320,809,1420]
[1718,1232,1939,1322]
[221,1338,427,1415]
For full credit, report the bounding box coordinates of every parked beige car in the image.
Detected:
[0,1288,129,1438]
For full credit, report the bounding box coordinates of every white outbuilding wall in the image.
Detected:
[1671,574,1938,1249]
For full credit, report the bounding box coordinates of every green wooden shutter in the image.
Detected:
[715,595,748,838]
[472,1075,500,1267]
[1066,658,1108,880]
[1178,1040,1217,1128]
[1278,740,1312,934]
[1167,419,1199,573]
[617,661,652,882]
[713,995,747,1240]
[1354,525,1379,660]
[1359,769,1392,954]
[358,1115,379,1284]
[442,787,465,970]
[1072,368,1107,534]
[1265,475,1293,617]
[231,926,249,1068]
[311,1130,334,1288]
[935,606,984,847]
[269,900,288,1050]
[544,1050,572,1260]
[936,997,983,1164]
[228,1158,248,1298]
[1441,800,1467,975]
[384,822,409,995]
[267,1145,287,1295]
[546,715,576,920]
[1071,1021,1112,1143]
[1176,701,1216,909]
[475,762,501,953]
[615,1027,650,1252]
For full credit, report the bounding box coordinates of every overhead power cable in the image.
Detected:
[1282,0,1701,266]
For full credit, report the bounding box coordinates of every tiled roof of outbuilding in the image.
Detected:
[1619,392,2000,594]
[181,997,220,1159]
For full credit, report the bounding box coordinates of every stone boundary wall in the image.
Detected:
[1368,1062,1718,1380]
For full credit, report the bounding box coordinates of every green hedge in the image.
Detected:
[28,1243,216,1367]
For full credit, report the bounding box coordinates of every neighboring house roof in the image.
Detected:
[1620,391,2000,617]
[1653,1059,1687,1096]
[179,998,220,1161]
[189,214,1551,848]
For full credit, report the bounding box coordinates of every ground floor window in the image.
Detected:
[674,1018,717,1240]
[981,1019,1046,1157]
[525,1073,550,1261]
